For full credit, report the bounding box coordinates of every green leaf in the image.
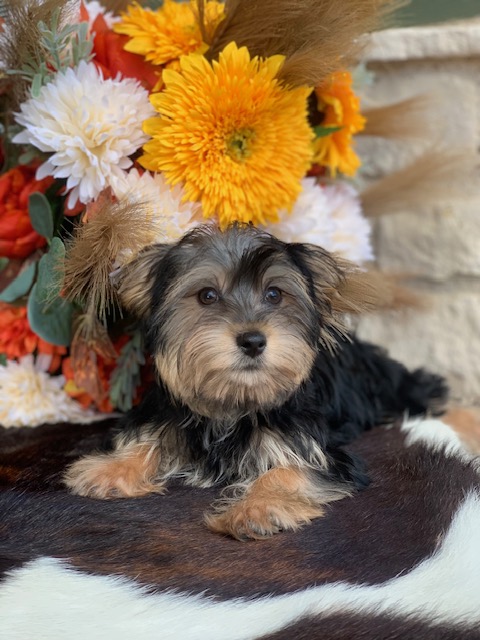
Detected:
[0,262,36,303]
[0,258,8,272]
[28,192,54,240]
[19,149,39,165]
[0,354,6,366]
[35,237,65,308]
[314,125,343,138]
[27,283,73,347]
[31,73,43,98]
[109,332,145,412]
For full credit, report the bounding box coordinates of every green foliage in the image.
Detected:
[35,237,65,307]
[7,8,94,95]
[27,283,73,347]
[0,354,6,367]
[0,258,8,272]
[109,331,146,412]
[18,148,40,166]
[28,192,54,241]
[27,237,72,347]
[314,125,343,138]
[0,262,36,303]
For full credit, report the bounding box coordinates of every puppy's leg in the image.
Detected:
[64,434,165,499]
[205,467,351,541]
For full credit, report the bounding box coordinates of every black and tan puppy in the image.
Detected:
[65,225,447,540]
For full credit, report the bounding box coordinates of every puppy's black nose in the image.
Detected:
[236,331,267,358]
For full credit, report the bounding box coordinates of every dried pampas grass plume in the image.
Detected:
[361,150,480,218]
[63,196,155,323]
[0,0,78,107]
[200,0,405,88]
[360,94,440,141]
[331,267,424,315]
[98,0,131,12]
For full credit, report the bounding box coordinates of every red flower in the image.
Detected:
[0,165,54,259]
[80,4,160,90]
[0,303,67,371]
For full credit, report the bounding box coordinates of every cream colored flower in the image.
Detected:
[110,169,200,267]
[324,181,373,264]
[264,178,373,264]
[13,61,155,207]
[264,178,336,251]
[0,355,102,428]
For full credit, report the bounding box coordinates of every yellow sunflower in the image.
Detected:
[313,71,366,177]
[114,0,224,67]
[139,42,314,227]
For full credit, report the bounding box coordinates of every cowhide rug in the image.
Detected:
[0,415,479,639]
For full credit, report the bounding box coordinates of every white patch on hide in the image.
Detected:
[1,491,480,639]
[401,417,469,459]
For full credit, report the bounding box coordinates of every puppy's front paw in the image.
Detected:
[205,495,323,541]
[64,446,164,499]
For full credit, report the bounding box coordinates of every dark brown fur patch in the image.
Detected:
[0,420,478,601]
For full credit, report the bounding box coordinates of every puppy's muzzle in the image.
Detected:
[236,331,267,358]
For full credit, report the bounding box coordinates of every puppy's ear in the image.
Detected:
[328,267,422,314]
[287,243,419,315]
[115,244,171,318]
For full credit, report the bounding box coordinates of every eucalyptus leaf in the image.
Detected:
[0,262,36,303]
[29,192,54,240]
[0,354,6,367]
[27,283,73,347]
[0,257,8,272]
[35,237,65,307]
[31,73,43,98]
[109,332,145,412]
[19,149,39,165]
[314,125,343,138]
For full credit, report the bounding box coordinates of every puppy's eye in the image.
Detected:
[264,287,282,305]
[198,288,219,305]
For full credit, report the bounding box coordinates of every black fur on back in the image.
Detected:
[116,334,448,491]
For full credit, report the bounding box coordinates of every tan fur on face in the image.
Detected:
[205,467,351,540]
[64,440,164,499]
[155,318,316,419]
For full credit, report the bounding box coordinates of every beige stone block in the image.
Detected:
[364,21,480,62]
[373,198,480,280]
[356,289,480,405]
[355,22,480,404]
[357,70,480,180]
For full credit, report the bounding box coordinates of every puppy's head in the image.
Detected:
[117,225,369,418]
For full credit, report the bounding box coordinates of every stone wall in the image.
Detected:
[356,20,480,404]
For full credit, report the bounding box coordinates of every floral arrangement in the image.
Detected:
[0,0,394,427]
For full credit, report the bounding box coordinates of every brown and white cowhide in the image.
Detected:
[0,416,479,639]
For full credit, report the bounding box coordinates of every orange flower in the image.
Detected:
[62,334,152,413]
[62,351,115,413]
[80,3,160,91]
[0,165,54,259]
[0,303,66,371]
[313,71,366,177]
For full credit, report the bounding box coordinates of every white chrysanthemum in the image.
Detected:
[13,61,156,207]
[325,182,374,264]
[83,1,119,28]
[111,169,201,265]
[0,356,101,428]
[265,178,336,251]
[264,178,373,264]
